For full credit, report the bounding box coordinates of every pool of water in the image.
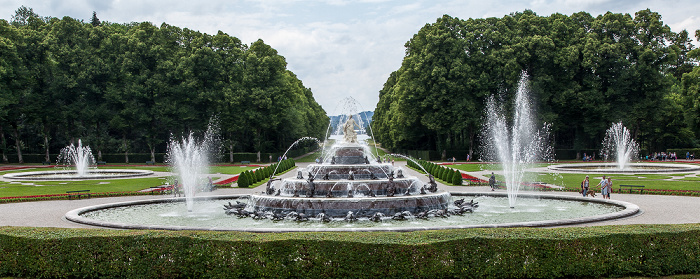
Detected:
[75,194,631,231]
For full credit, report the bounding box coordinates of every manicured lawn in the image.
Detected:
[209,165,257,174]
[0,165,257,198]
[448,163,491,172]
[447,162,700,192]
[532,172,700,191]
[295,149,324,162]
[0,177,167,198]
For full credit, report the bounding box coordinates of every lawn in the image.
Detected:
[0,165,257,198]
[446,162,700,192]
[0,177,167,198]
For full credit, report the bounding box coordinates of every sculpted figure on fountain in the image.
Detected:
[342,115,361,143]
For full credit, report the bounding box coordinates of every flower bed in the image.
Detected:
[640,189,700,196]
[0,191,165,203]
[0,166,52,171]
[461,173,487,183]
[213,175,239,185]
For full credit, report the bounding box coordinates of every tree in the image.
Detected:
[90,12,100,27]
[374,10,697,157]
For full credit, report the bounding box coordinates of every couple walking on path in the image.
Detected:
[581,175,613,199]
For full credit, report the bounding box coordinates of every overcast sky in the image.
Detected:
[2,0,699,115]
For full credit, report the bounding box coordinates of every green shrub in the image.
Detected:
[246,171,255,185]
[237,171,249,188]
[2,225,700,278]
[452,170,462,185]
[254,168,263,182]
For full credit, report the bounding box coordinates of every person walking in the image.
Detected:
[606,177,613,199]
[489,172,496,191]
[581,175,590,197]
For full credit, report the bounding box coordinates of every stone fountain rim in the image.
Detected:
[547,162,700,173]
[2,169,155,180]
[64,192,639,232]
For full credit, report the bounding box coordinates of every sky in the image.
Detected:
[1,0,699,115]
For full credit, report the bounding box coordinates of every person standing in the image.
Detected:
[606,177,613,199]
[596,175,608,199]
[489,172,496,191]
[581,175,590,197]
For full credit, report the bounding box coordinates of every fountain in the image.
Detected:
[2,140,153,180]
[65,95,639,231]
[58,139,95,177]
[601,122,639,170]
[167,132,211,212]
[482,72,552,208]
[548,122,700,173]
[242,114,453,218]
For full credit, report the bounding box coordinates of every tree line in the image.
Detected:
[0,7,328,163]
[373,10,700,159]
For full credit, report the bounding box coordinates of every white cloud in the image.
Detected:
[1,0,699,113]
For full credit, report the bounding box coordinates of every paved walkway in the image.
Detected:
[2,161,700,229]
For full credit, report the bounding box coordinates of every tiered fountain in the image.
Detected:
[233,117,453,219]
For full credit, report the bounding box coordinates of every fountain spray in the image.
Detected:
[167,121,219,212]
[57,139,96,177]
[601,122,639,170]
[482,72,552,208]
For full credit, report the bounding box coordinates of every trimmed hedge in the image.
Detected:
[1,224,700,278]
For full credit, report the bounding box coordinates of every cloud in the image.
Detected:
[1,0,699,113]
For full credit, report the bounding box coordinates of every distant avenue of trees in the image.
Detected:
[373,10,700,158]
[0,7,328,163]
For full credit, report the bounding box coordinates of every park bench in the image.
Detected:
[42,161,52,165]
[96,161,106,165]
[619,185,645,194]
[66,190,91,199]
[241,161,251,164]
[146,161,155,165]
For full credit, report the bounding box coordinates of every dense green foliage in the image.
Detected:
[374,10,699,158]
[0,7,328,164]
[2,224,700,278]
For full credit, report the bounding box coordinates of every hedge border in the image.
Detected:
[1,224,700,278]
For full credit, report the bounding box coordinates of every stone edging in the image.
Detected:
[65,192,639,232]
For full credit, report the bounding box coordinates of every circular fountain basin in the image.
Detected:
[3,169,155,180]
[65,192,638,232]
[247,192,451,218]
[548,163,700,173]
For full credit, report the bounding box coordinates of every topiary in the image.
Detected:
[237,171,249,188]
[452,170,462,186]
[246,171,255,185]
[254,169,262,182]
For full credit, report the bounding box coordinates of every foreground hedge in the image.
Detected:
[2,224,700,278]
